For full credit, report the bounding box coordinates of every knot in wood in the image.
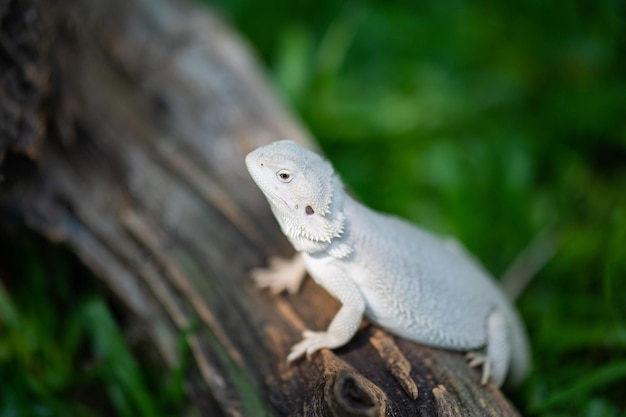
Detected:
[327,369,384,417]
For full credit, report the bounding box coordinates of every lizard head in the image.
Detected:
[245,140,345,245]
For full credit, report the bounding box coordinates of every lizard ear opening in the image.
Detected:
[305,205,314,215]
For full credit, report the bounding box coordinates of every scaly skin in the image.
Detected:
[246,140,530,387]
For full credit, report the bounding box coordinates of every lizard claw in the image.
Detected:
[466,352,492,385]
[287,330,342,363]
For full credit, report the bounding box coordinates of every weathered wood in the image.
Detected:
[0,0,523,415]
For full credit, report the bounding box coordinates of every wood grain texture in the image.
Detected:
[0,0,523,415]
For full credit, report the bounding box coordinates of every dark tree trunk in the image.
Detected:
[0,0,522,415]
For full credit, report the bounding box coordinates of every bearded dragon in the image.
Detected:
[245,140,530,387]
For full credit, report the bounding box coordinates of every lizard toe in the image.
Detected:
[466,352,492,385]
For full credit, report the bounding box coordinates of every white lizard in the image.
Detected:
[245,140,530,387]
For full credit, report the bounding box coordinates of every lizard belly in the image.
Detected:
[352,261,491,350]
[304,252,489,350]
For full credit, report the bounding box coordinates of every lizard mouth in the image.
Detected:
[271,192,292,210]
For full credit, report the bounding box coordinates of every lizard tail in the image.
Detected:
[500,226,559,301]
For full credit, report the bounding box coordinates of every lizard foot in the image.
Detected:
[287,330,344,363]
[466,352,492,386]
[251,255,306,294]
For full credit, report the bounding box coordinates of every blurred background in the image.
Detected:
[1,0,624,416]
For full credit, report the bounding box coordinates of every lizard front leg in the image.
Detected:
[251,253,307,294]
[287,264,365,362]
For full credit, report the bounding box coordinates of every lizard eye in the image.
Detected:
[277,169,292,182]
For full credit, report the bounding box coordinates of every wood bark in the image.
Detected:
[0,0,523,415]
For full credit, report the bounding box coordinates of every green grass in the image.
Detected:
[0,237,187,417]
[211,0,626,415]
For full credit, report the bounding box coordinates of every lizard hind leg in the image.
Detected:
[467,309,511,387]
